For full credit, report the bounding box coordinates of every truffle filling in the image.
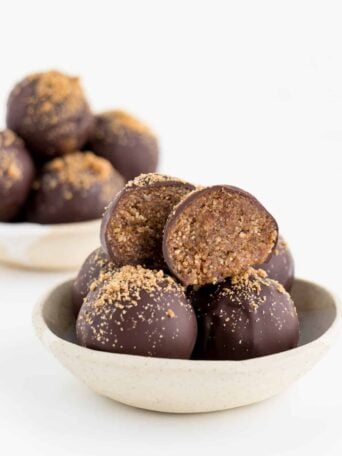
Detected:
[165,188,278,285]
[106,185,191,267]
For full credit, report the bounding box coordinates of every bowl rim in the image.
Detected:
[0,218,101,234]
[33,277,342,370]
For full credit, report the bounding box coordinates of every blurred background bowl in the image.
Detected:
[33,278,341,413]
[0,219,100,270]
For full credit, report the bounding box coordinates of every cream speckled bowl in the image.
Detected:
[33,278,341,413]
[0,219,100,270]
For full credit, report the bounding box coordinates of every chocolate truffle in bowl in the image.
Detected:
[26,152,124,224]
[191,269,299,361]
[0,129,35,221]
[163,185,278,286]
[76,265,198,359]
[7,70,93,161]
[87,110,159,181]
[101,173,195,269]
[256,235,295,291]
[72,247,117,316]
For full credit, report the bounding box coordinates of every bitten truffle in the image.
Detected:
[191,269,299,360]
[72,247,117,316]
[87,110,159,181]
[0,129,34,221]
[163,185,278,286]
[257,235,295,291]
[101,173,195,269]
[76,265,198,359]
[7,70,94,161]
[26,152,124,224]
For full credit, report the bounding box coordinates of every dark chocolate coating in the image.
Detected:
[76,266,198,359]
[190,271,299,360]
[86,110,159,181]
[7,71,94,161]
[72,247,116,316]
[0,129,35,221]
[101,174,195,269]
[26,152,124,224]
[256,235,295,291]
[163,185,278,286]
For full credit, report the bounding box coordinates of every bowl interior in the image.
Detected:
[42,278,337,353]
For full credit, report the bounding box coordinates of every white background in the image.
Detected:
[0,1,342,455]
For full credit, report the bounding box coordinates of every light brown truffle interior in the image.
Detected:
[165,188,278,286]
[106,184,192,268]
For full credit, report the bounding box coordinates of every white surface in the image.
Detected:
[0,0,342,454]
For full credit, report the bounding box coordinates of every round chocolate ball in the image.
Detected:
[0,129,35,221]
[256,235,295,291]
[72,247,117,316]
[101,173,195,269]
[87,110,159,181]
[191,269,299,360]
[7,70,94,161]
[76,265,198,359]
[26,151,124,224]
[163,185,278,286]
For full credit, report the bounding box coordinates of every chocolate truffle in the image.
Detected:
[101,173,195,269]
[191,269,299,360]
[26,152,124,224]
[72,247,117,316]
[163,185,278,286]
[76,265,198,359]
[7,70,93,161]
[0,129,34,221]
[86,110,159,181]
[256,235,295,291]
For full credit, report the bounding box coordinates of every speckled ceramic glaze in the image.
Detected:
[0,219,100,270]
[33,278,341,413]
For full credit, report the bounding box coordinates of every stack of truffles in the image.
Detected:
[73,174,299,361]
[0,70,159,223]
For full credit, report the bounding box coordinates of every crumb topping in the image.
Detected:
[89,265,184,309]
[20,71,86,122]
[9,71,91,147]
[228,268,287,303]
[46,152,112,185]
[0,129,22,148]
[195,268,297,350]
[99,110,156,139]
[217,270,297,335]
[74,248,117,307]
[31,152,124,205]
[76,266,194,356]
[126,172,188,188]
[0,131,24,187]
[275,237,288,255]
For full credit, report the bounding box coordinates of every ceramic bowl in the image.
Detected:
[33,278,341,413]
[0,219,100,270]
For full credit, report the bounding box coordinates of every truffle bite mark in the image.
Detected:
[101,173,195,268]
[163,185,278,286]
